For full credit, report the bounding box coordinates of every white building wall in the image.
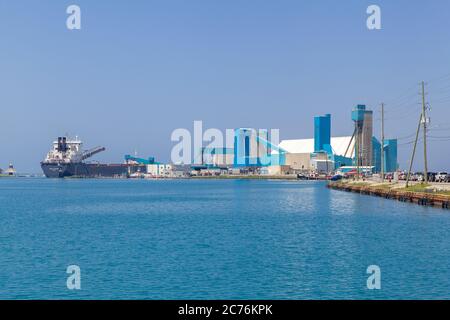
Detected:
[147,164,173,176]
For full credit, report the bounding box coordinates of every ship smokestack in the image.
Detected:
[57,137,62,152]
[62,137,67,152]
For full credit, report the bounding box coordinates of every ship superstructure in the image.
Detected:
[43,137,105,164]
[41,136,145,178]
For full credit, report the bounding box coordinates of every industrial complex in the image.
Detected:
[194,104,398,178]
[36,105,399,179]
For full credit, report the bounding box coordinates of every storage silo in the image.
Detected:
[233,128,270,167]
[352,105,373,167]
[314,114,331,153]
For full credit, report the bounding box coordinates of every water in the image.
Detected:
[0,178,449,299]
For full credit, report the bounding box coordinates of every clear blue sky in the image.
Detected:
[1,0,450,172]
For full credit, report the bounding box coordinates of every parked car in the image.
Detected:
[398,172,407,180]
[409,172,423,182]
[362,172,373,178]
[436,172,448,183]
[297,173,308,180]
[427,172,437,182]
[330,174,343,181]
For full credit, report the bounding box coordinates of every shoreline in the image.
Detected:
[328,180,450,210]
[1,174,328,182]
[191,175,306,180]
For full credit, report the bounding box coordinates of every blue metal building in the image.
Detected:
[371,138,398,173]
[234,128,258,167]
[384,139,398,172]
[372,137,382,173]
[233,128,285,167]
[312,113,353,169]
[314,114,332,153]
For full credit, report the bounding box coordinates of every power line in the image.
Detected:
[428,72,450,84]
[385,102,421,114]
[430,96,450,104]
[396,132,420,140]
[386,96,421,112]
[399,136,423,146]
[429,84,450,95]
[384,84,420,106]
[428,124,450,132]
[429,128,450,132]
[400,136,450,144]
[378,106,422,123]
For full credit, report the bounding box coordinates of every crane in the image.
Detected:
[124,155,155,165]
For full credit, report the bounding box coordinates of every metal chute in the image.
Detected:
[81,146,106,161]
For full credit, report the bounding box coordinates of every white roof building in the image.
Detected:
[273,136,355,158]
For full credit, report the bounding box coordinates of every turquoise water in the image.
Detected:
[0,178,449,299]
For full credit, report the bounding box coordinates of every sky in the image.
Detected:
[1,0,450,173]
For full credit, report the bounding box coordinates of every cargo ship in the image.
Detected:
[41,137,146,178]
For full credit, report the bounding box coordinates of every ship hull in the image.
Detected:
[41,162,145,178]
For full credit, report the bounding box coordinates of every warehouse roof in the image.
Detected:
[274,136,354,157]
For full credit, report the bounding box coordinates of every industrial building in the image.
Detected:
[233,128,273,167]
[124,154,178,177]
[198,104,398,175]
[314,114,332,154]
[147,163,173,176]
[351,105,373,167]
[383,139,398,172]
[200,128,282,169]
[274,135,354,173]
[372,137,398,173]
[268,112,354,174]
[201,147,234,167]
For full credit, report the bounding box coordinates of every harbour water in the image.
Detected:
[1,178,449,299]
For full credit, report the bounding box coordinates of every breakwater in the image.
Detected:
[328,182,450,210]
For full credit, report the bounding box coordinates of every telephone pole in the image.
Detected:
[355,122,360,180]
[406,114,422,188]
[406,81,429,187]
[421,81,428,184]
[381,103,385,182]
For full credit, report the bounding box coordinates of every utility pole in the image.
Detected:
[355,122,360,180]
[421,81,428,184]
[406,114,423,188]
[381,103,385,182]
